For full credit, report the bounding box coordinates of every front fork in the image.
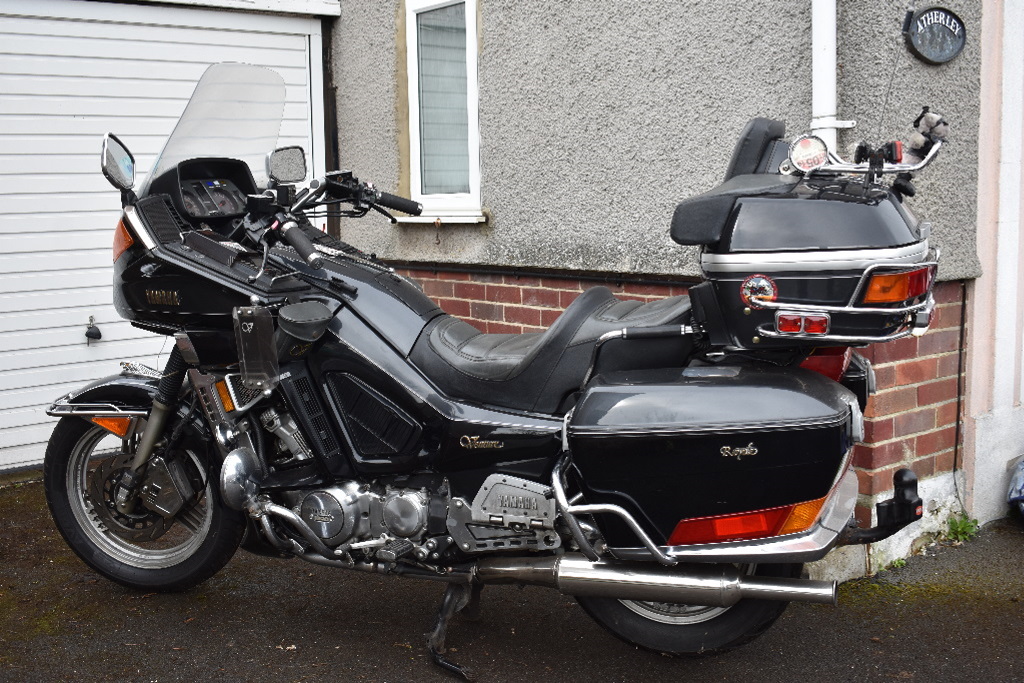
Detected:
[115,344,190,514]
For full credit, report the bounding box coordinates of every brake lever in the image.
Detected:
[369,203,397,224]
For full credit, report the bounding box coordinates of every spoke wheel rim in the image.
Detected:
[66,425,213,569]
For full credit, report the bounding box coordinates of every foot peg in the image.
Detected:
[376,538,415,563]
[842,468,924,545]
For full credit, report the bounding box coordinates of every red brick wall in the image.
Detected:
[852,280,965,517]
[398,267,966,505]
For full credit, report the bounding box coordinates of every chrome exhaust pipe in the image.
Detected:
[476,554,836,606]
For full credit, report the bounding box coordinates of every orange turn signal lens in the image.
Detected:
[112,218,135,262]
[667,496,827,545]
[861,266,933,304]
[777,497,827,535]
[90,416,133,438]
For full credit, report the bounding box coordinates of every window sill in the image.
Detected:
[395,213,488,227]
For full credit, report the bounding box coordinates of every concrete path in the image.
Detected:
[2,473,1022,682]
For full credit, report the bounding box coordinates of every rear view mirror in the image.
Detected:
[101,133,135,191]
[267,146,307,183]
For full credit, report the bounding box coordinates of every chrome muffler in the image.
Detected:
[476,554,836,606]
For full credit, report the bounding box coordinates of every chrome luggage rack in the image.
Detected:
[783,139,944,178]
[749,249,939,345]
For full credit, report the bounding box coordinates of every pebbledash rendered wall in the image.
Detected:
[330,1,983,577]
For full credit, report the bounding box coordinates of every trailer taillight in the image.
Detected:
[666,497,827,545]
[113,218,135,262]
[861,266,933,304]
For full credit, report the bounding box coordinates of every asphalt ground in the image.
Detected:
[2,470,1023,682]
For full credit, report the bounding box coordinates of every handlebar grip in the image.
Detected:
[376,192,423,216]
[279,221,324,269]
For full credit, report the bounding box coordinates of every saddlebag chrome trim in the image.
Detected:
[700,241,929,275]
[568,414,847,438]
[608,467,858,564]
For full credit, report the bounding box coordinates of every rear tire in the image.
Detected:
[576,563,802,656]
[44,415,245,592]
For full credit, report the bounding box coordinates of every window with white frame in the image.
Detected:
[405,0,482,220]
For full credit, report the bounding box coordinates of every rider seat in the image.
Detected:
[410,286,692,414]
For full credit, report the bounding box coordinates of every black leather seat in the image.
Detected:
[410,286,692,414]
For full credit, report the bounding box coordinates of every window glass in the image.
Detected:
[406,0,480,217]
[417,3,470,194]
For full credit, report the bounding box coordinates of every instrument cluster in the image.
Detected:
[179,178,247,217]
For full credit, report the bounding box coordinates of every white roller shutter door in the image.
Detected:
[0,0,326,470]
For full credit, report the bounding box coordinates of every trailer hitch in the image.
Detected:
[841,468,924,545]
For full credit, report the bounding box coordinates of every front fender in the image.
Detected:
[46,372,159,418]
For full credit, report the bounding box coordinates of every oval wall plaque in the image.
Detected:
[904,7,966,65]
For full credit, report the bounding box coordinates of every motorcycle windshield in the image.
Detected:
[140,63,286,195]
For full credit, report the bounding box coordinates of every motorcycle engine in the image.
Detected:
[294,483,432,548]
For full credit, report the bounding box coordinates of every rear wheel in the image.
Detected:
[576,563,802,656]
[44,415,245,592]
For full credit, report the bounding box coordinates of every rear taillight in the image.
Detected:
[861,265,934,304]
[776,312,830,335]
[666,497,827,545]
[800,346,852,382]
[113,218,135,262]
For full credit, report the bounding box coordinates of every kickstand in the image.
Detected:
[427,583,476,681]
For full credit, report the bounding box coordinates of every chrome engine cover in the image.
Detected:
[297,482,368,546]
[295,483,434,548]
[380,489,428,538]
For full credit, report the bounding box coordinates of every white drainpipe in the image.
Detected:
[811,0,855,150]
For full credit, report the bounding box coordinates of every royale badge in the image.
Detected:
[720,443,759,460]
[739,274,778,308]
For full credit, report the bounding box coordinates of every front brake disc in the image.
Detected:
[87,452,174,543]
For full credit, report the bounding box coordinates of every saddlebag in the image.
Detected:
[567,364,858,548]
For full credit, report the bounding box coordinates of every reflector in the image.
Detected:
[91,416,132,438]
[776,314,803,333]
[215,380,236,413]
[803,315,830,335]
[667,496,827,545]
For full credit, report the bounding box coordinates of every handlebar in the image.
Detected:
[375,192,423,216]
[812,140,943,177]
[277,218,324,269]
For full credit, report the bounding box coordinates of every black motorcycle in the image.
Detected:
[44,63,944,677]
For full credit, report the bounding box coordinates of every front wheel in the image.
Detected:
[43,415,245,592]
[575,563,802,656]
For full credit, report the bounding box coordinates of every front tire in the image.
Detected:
[576,563,802,656]
[44,416,245,592]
